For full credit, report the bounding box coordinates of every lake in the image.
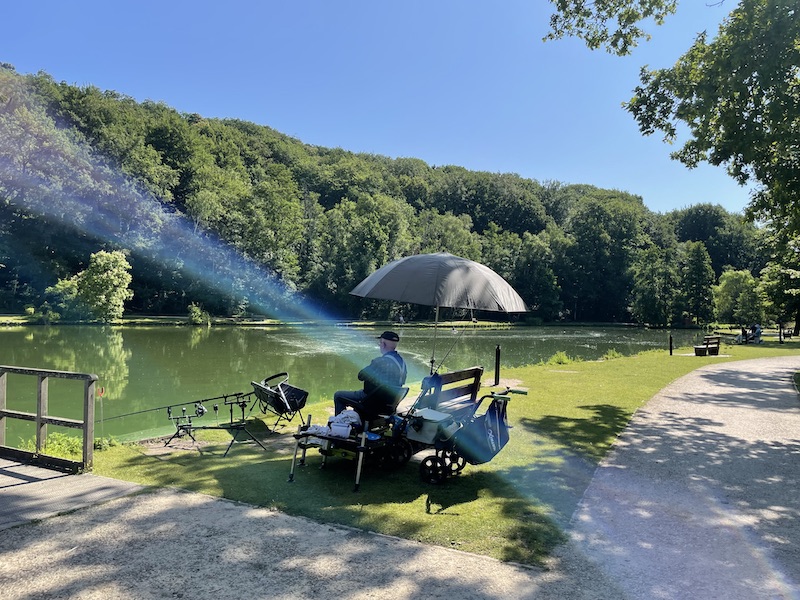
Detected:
[0,324,701,442]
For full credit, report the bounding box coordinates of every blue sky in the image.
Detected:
[2,1,751,215]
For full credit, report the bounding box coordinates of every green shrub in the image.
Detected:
[35,301,60,324]
[94,436,119,451]
[601,348,623,360]
[546,350,574,365]
[20,432,83,458]
[188,302,211,326]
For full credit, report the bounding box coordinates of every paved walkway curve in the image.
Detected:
[570,355,800,599]
[0,356,798,599]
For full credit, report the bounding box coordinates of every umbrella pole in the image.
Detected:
[430,306,439,374]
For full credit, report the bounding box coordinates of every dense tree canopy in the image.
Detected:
[546,0,797,326]
[624,0,800,237]
[0,64,770,325]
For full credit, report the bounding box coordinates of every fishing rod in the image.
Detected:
[432,326,466,374]
[95,390,253,422]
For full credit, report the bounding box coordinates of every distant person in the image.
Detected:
[334,331,407,416]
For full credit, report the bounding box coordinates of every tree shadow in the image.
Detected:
[519,404,633,462]
[570,405,800,594]
[116,424,565,566]
[0,485,612,599]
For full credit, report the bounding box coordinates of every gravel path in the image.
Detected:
[1,356,798,599]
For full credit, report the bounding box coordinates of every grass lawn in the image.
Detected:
[92,338,800,566]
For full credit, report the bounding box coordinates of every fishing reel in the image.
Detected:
[167,401,211,420]
[166,402,216,439]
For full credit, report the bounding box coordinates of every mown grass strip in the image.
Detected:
[93,339,800,566]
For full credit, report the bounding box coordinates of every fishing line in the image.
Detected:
[95,390,252,422]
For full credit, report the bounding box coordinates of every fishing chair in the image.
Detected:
[251,372,308,432]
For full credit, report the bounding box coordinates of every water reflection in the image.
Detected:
[0,325,701,440]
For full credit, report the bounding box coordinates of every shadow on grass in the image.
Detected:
[519,404,632,462]
[117,418,565,566]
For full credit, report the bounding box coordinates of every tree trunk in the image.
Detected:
[794,307,800,337]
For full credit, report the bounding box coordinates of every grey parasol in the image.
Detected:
[350,252,527,370]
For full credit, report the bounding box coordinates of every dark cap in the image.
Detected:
[378,331,400,342]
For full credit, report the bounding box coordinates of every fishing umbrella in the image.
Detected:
[350,252,527,371]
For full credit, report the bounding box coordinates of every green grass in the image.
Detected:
[92,337,800,566]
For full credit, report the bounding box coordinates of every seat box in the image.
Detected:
[406,408,457,444]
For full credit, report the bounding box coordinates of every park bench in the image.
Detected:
[409,366,484,423]
[694,335,721,356]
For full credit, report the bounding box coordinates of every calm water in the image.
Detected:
[0,324,701,441]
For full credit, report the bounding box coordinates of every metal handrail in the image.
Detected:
[0,365,98,472]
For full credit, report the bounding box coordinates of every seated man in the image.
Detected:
[334,331,408,419]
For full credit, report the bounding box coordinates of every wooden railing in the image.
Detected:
[0,365,97,472]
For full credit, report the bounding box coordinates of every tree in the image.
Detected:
[713,268,765,325]
[626,0,800,236]
[630,245,679,326]
[413,209,482,260]
[513,231,563,321]
[546,0,678,55]
[760,234,800,333]
[679,241,715,324]
[47,250,133,322]
[561,196,644,321]
[481,222,522,284]
[671,203,764,276]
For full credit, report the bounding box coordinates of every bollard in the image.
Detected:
[494,345,501,386]
[669,334,673,356]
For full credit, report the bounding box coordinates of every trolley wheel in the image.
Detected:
[419,455,447,484]
[383,439,413,469]
[437,449,466,475]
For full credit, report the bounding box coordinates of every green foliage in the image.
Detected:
[626,0,800,238]
[0,65,766,326]
[760,233,800,329]
[601,348,623,360]
[93,436,119,451]
[188,302,211,326]
[630,245,679,326]
[545,0,678,55]
[713,269,766,325]
[545,350,576,365]
[513,230,562,321]
[680,241,716,324]
[560,195,645,321]
[20,432,82,459]
[47,250,133,322]
[34,301,60,324]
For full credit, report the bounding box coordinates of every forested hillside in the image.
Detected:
[0,64,773,325]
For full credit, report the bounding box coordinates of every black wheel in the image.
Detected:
[419,455,446,484]
[384,439,413,468]
[437,449,466,475]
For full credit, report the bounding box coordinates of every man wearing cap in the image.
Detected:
[334,331,408,416]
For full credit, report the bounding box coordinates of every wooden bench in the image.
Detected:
[410,366,484,422]
[694,335,721,356]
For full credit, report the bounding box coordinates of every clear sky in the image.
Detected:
[2,1,751,215]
